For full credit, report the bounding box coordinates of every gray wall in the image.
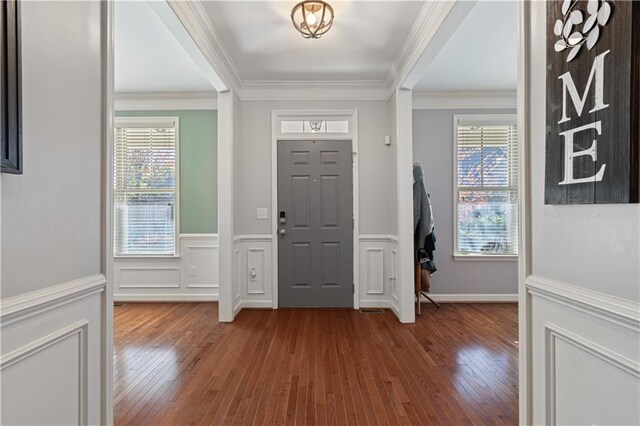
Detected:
[237,100,397,236]
[412,109,518,295]
[1,1,103,298]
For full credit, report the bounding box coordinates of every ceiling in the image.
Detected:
[201,1,424,82]
[114,1,214,93]
[414,0,517,93]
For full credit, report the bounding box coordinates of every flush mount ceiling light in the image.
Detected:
[291,1,334,39]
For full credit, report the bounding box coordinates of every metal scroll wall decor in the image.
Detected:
[545,0,639,204]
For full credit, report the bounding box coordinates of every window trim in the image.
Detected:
[113,116,180,258]
[452,114,518,261]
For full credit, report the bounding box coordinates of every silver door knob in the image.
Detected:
[279,228,287,235]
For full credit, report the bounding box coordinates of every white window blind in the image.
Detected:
[454,116,518,256]
[114,118,178,256]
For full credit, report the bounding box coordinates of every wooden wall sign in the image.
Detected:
[545,0,639,204]
[1,0,22,174]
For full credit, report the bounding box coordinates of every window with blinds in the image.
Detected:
[454,115,518,256]
[114,118,178,256]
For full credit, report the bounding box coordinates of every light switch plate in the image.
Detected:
[256,208,268,220]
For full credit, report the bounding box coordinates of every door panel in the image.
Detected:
[278,140,353,308]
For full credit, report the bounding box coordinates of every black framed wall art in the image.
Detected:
[545,0,639,204]
[1,0,22,174]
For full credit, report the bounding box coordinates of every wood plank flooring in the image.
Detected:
[114,303,518,425]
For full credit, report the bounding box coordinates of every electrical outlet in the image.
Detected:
[256,208,268,220]
[189,265,197,277]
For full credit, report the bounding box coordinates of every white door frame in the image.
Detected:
[516,0,532,424]
[101,1,114,423]
[271,110,360,309]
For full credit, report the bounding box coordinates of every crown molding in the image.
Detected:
[161,0,473,101]
[114,92,218,111]
[412,90,517,110]
[238,80,391,101]
[166,0,242,92]
[386,1,458,92]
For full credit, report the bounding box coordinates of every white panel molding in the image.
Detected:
[412,91,518,110]
[0,275,104,425]
[116,267,181,289]
[247,248,266,295]
[114,91,217,111]
[0,275,106,327]
[113,235,219,301]
[359,234,399,243]
[358,235,399,309]
[0,321,89,425]
[544,323,640,425]
[233,237,273,307]
[0,320,88,371]
[233,234,273,243]
[180,233,219,240]
[423,294,519,303]
[365,249,385,295]
[113,294,218,302]
[526,275,640,332]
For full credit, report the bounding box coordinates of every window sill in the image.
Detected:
[113,255,181,261]
[453,254,518,262]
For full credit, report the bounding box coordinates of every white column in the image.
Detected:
[395,88,416,323]
[217,91,235,322]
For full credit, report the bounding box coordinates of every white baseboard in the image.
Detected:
[359,300,392,309]
[423,293,518,303]
[114,293,218,302]
[239,300,274,309]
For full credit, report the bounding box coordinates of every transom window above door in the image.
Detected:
[113,117,179,257]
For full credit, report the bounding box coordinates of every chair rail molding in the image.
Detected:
[0,275,106,425]
[0,274,106,327]
[526,275,640,332]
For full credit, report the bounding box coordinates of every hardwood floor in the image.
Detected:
[114,303,518,425]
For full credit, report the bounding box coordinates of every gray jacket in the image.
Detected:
[413,164,434,250]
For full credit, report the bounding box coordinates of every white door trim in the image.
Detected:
[101,1,115,424]
[271,110,360,309]
[516,0,533,424]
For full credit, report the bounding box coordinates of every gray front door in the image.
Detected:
[277,140,353,308]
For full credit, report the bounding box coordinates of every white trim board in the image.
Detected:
[0,275,107,327]
[412,91,517,110]
[115,92,217,111]
[113,294,218,302]
[420,294,518,303]
[526,275,640,332]
[271,110,360,310]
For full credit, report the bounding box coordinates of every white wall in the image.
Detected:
[526,2,640,424]
[1,1,102,298]
[0,2,108,424]
[237,100,397,236]
[413,109,518,298]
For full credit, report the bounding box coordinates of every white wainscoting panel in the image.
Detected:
[0,275,106,425]
[114,234,219,301]
[233,236,273,311]
[527,275,640,426]
[358,235,398,309]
